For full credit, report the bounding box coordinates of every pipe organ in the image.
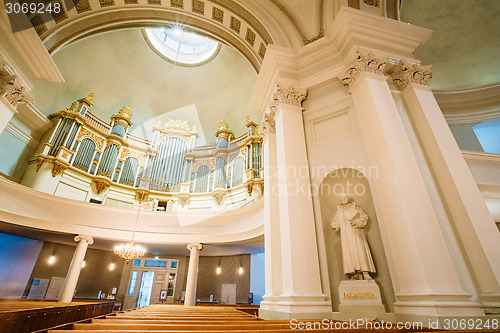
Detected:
[23,94,263,212]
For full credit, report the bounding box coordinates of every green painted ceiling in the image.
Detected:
[31,28,259,145]
[400,0,500,90]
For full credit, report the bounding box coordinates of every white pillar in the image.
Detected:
[0,96,17,134]
[260,108,282,313]
[340,52,483,317]
[59,235,93,303]
[392,62,500,307]
[184,243,202,306]
[272,85,331,315]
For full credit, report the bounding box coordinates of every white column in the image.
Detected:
[272,85,331,315]
[392,62,500,307]
[260,108,282,312]
[340,52,482,317]
[59,235,94,303]
[0,96,17,134]
[184,243,202,307]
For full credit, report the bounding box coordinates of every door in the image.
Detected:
[136,271,155,308]
[150,272,165,304]
[221,283,236,304]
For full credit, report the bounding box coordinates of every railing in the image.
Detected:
[125,134,150,149]
[84,113,111,133]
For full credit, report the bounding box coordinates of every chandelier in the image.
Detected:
[114,202,146,261]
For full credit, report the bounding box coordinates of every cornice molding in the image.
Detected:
[0,10,63,84]
[435,83,500,125]
[250,7,432,113]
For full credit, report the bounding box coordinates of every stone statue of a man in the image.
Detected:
[331,193,376,280]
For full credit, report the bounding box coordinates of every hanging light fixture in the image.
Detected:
[114,201,146,261]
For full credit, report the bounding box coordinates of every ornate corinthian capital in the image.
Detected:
[0,67,34,109]
[259,107,276,135]
[340,51,387,87]
[272,84,307,107]
[391,61,432,90]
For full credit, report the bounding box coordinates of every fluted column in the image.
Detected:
[272,84,330,314]
[59,235,94,303]
[184,243,202,306]
[340,51,483,316]
[390,61,500,307]
[259,108,282,312]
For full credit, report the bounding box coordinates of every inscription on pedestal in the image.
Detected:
[339,280,383,305]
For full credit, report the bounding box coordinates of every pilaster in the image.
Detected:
[272,83,331,315]
[390,60,500,307]
[340,51,483,317]
[259,106,282,313]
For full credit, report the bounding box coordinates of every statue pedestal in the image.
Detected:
[338,280,387,320]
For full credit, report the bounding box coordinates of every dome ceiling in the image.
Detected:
[400,0,500,90]
[31,28,260,145]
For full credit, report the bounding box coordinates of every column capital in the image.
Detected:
[0,67,34,109]
[187,243,203,251]
[271,84,307,108]
[340,51,387,87]
[74,235,94,245]
[390,61,432,91]
[259,107,276,136]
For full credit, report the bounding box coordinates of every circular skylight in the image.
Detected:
[144,27,220,66]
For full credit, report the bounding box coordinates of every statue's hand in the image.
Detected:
[330,221,339,231]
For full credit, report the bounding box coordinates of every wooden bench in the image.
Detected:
[0,299,114,333]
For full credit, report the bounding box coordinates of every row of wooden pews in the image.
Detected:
[46,304,500,333]
[0,299,114,333]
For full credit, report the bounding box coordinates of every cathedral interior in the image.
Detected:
[0,0,499,328]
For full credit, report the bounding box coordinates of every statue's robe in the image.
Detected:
[331,202,376,275]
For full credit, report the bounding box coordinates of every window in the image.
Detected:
[128,271,138,295]
[133,259,141,267]
[171,261,178,268]
[144,259,168,267]
[144,27,220,66]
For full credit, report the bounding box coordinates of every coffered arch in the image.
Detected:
[34,0,305,73]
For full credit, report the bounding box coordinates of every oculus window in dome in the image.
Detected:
[144,27,221,66]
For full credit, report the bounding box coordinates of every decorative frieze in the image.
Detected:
[272,84,307,108]
[77,128,105,151]
[340,51,387,87]
[391,61,432,90]
[121,148,146,165]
